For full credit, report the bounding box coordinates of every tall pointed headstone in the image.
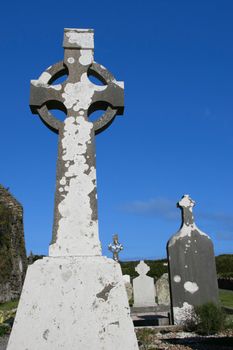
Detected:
[167,195,219,325]
[7,29,138,350]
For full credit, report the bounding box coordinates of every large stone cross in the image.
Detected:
[30,29,124,257]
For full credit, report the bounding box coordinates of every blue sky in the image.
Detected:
[0,0,233,260]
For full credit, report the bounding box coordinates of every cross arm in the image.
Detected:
[87,62,124,135]
[89,62,124,115]
[30,62,67,133]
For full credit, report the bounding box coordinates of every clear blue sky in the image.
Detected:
[1,0,233,260]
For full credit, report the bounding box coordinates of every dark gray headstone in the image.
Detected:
[167,195,219,325]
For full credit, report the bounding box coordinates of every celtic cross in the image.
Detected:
[108,234,123,262]
[30,29,124,257]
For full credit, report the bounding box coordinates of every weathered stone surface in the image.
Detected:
[155,273,170,306]
[123,274,130,283]
[7,28,138,349]
[0,185,27,303]
[123,275,133,301]
[167,195,219,325]
[7,257,138,350]
[133,261,156,307]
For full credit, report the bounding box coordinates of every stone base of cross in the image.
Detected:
[7,257,138,349]
[7,29,138,350]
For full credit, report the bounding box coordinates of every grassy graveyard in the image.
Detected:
[120,254,233,280]
[219,289,233,308]
[0,255,232,347]
[0,300,18,337]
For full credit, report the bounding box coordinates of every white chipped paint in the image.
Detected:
[49,84,62,91]
[66,31,94,48]
[62,73,106,111]
[112,79,124,89]
[79,49,93,65]
[31,71,61,91]
[7,256,139,349]
[60,177,66,185]
[185,265,188,268]
[37,71,51,84]
[179,194,195,208]
[67,57,75,64]
[49,115,101,256]
[173,302,195,325]
[184,281,199,294]
[174,275,181,283]
[169,223,210,247]
[66,28,91,32]
[170,194,210,245]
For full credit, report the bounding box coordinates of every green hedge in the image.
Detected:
[120,259,168,280]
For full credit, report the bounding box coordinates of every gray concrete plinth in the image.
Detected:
[7,257,138,350]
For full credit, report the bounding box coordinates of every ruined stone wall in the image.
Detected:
[0,185,27,303]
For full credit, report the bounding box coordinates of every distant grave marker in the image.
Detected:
[133,260,156,307]
[155,273,170,306]
[108,234,123,262]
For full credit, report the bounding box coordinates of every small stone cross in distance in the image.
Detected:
[108,234,123,262]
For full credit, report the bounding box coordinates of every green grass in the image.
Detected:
[0,324,9,337]
[0,300,19,311]
[219,289,233,308]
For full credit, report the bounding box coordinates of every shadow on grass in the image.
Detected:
[163,336,233,349]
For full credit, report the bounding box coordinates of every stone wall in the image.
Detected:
[0,185,27,303]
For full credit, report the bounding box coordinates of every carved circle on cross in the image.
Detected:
[135,260,150,276]
[30,60,124,135]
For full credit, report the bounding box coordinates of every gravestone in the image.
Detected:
[0,185,27,303]
[123,275,133,301]
[108,234,123,262]
[123,274,130,283]
[133,261,156,307]
[167,195,219,325]
[7,29,138,350]
[155,273,170,306]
